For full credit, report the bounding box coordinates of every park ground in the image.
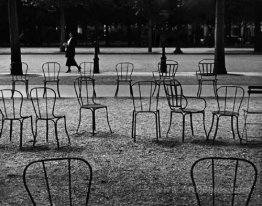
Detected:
[0,47,261,205]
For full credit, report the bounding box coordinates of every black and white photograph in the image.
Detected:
[0,0,261,205]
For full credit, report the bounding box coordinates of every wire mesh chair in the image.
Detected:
[42,62,61,98]
[23,157,93,206]
[10,62,30,98]
[0,89,33,148]
[152,60,179,82]
[242,86,262,143]
[74,77,112,135]
[163,79,207,142]
[30,87,70,149]
[207,86,245,144]
[196,59,217,97]
[131,81,161,142]
[114,62,134,97]
[191,157,257,206]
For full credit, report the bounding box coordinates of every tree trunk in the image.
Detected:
[254,2,261,52]
[148,18,152,53]
[59,2,66,52]
[214,0,227,74]
[8,0,22,75]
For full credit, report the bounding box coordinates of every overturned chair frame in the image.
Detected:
[191,157,257,206]
[74,77,112,135]
[0,89,34,148]
[163,79,207,142]
[23,157,93,206]
[30,87,70,149]
[114,62,134,97]
[131,81,161,142]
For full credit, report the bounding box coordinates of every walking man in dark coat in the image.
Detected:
[65,32,81,73]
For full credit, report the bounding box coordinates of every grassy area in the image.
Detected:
[0,97,261,205]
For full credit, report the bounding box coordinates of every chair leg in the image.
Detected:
[43,82,47,98]
[202,112,207,138]
[182,114,186,142]
[76,108,82,134]
[11,82,15,98]
[236,116,242,143]
[105,107,112,134]
[114,81,119,97]
[129,82,133,98]
[166,112,173,138]
[10,120,13,142]
[0,119,5,137]
[33,119,38,147]
[197,81,202,97]
[57,82,61,98]
[92,109,96,136]
[53,120,60,149]
[207,114,215,140]
[25,81,29,98]
[63,116,70,144]
[30,116,34,139]
[190,113,194,136]
[131,111,135,139]
[46,120,49,142]
[155,112,159,142]
[231,116,235,139]
[213,80,217,97]
[157,110,161,139]
[19,120,23,148]
[212,116,220,144]
[133,112,137,142]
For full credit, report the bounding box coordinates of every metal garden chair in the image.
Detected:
[79,61,96,97]
[42,62,61,98]
[30,87,70,149]
[163,79,207,142]
[191,157,257,206]
[152,60,179,82]
[131,81,161,142]
[242,85,262,143]
[74,77,112,135]
[10,62,29,98]
[114,62,134,97]
[0,89,33,148]
[196,59,217,97]
[23,157,93,206]
[207,86,245,144]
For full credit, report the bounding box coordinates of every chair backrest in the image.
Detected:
[30,87,57,119]
[42,62,60,81]
[23,157,93,206]
[79,62,94,78]
[157,60,179,78]
[74,77,96,106]
[115,62,134,80]
[246,86,262,113]
[198,59,215,76]
[163,79,187,110]
[131,81,160,112]
[0,89,23,119]
[10,62,28,81]
[191,157,257,206]
[216,86,245,114]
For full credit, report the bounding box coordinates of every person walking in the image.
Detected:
[64,32,81,73]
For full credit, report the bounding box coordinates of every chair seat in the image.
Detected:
[4,115,31,120]
[81,104,106,109]
[244,109,262,114]
[171,108,204,113]
[117,79,132,82]
[43,80,59,82]
[37,113,64,120]
[212,110,239,116]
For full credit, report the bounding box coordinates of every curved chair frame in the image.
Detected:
[191,157,257,206]
[30,87,70,149]
[23,157,93,206]
[0,89,34,148]
[163,79,207,142]
[11,62,29,98]
[131,81,161,142]
[74,77,112,135]
[207,86,245,144]
[115,62,134,97]
[42,62,61,98]
[196,59,217,97]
